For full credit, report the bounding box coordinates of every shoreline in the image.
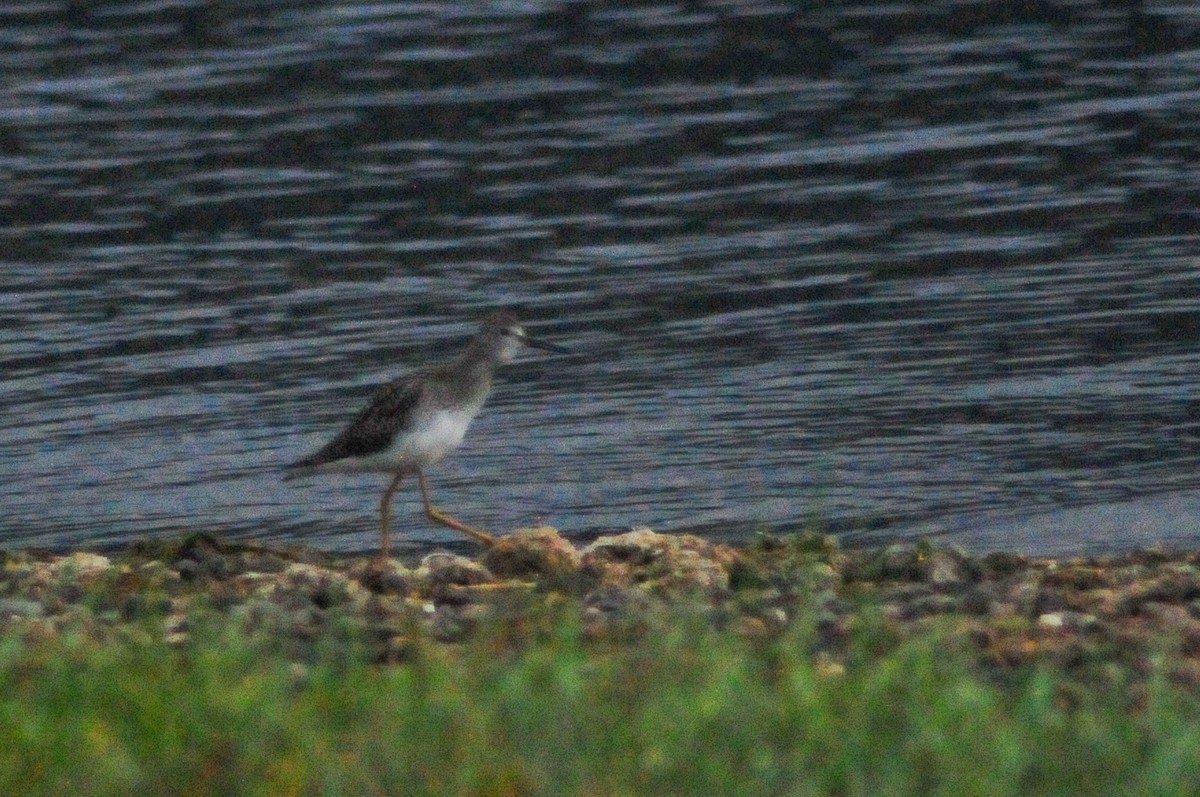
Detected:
[5,526,1200,692]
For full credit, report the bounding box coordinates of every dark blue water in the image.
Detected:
[3,1,1200,555]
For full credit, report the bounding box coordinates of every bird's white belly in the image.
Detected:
[396,407,474,464]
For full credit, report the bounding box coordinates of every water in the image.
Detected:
[3,1,1200,555]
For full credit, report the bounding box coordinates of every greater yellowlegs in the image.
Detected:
[284,311,567,557]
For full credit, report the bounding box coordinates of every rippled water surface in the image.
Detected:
[4,1,1200,554]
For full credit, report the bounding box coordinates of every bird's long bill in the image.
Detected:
[524,336,570,354]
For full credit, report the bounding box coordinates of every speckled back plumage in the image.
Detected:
[288,377,424,469]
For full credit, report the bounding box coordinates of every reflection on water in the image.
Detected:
[3,2,1200,554]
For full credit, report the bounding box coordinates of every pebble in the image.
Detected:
[0,597,44,618]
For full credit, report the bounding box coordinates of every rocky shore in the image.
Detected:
[5,527,1200,694]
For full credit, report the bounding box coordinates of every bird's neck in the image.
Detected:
[446,342,498,397]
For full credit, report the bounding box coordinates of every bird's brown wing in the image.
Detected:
[287,376,423,469]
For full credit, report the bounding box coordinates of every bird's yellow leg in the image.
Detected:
[379,472,406,560]
[417,469,495,547]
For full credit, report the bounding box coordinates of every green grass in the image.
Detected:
[3,603,1200,797]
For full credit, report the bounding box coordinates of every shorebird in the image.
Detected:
[284,311,567,557]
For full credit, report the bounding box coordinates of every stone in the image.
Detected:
[0,597,44,619]
[927,548,973,590]
[417,552,494,597]
[52,552,111,578]
[481,527,581,581]
[581,528,731,596]
[347,558,412,596]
